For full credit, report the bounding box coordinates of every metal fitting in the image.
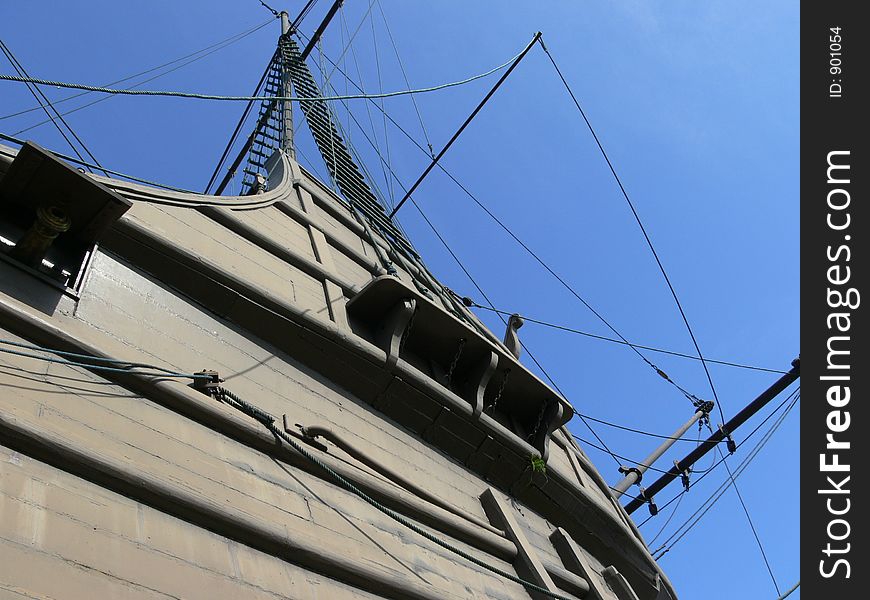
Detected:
[9,204,71,268]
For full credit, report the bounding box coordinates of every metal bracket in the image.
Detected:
[719,424,737,454]
[281,415,330,453]
[192,370,223,397]
[618,465,644,485]
[638,486,658,516]
[698,400,715,416]
[676,460,691,492]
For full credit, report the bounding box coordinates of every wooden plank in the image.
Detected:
[550,527,609,600]
[602,567,642,600]
[480,487,561,600]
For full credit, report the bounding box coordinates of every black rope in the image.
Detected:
[467,302,787,375]
[576,412,727,444]
[571,436,674,475]
[637,388,799,532]
[539,37,726,424]
[719,447,781,595]
[9,20,277,139]
[290,0,320,32]
[257,0,281,18]
[0,40,103,174]
[650,391,799,567]
[204,52,276,193]
[1,19,275,124]
[408,198,623,469]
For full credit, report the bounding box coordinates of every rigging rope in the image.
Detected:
[775,581,800,600]
[256,0,281,18]
[321,0,378,93]
[312,38,706,408]
[290,0,319,32]
[376,0,435,157]
[0,131,198,194]
[0,338,208,380]
[0,19,276,123]
[466,301,788,374]
[648,488,686,546]
[636,386,799,528]
[539,36,727,425]
[214,386,573,600]
[9,19,277,137]
[649,390,799,557]
[0,40,102,174]
[576,412,727,444]
[571,437,676,475]
[715,437,782,595]
[204,52,276,194]
[0,47,525,103]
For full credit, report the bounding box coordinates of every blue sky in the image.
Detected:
[1,1,799,598]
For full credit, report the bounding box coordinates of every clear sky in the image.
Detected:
[1,1,800,598]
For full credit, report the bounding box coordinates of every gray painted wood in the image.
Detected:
[480,487,562,599]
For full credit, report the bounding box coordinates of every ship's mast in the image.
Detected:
[279,11,295,159]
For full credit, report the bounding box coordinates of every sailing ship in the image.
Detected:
[0,5,798,599]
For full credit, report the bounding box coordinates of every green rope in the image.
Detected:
[0,47,524,103]
[217,387,572,600]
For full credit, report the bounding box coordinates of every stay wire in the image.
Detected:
[321,0,380,93]
[329,8,392,210]
[0,131,197,194]
[294,41,656,467]
[290,0,320,32]
[204,51,276,193]
[539,37,725,423]
[408,197,623,469]
[776,581,800,600]
[649,390,799,553]
[0,40,95,172]
[636,387,800,530]
[214,387,573,600]
[369,4,395,204]
[7,19,276,134]
[0,340,207,380]
[648,488,686,546]
[0,47,526,103]
[376,0,434,157]
[650,397,798,558]
[576,412,727,444]
[717,442,781,595]
[571,436,675,475]
[256,0,281,18]
[467,302,787,375]
[340,5,392,204]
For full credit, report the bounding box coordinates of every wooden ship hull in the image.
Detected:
[0,22,678,600]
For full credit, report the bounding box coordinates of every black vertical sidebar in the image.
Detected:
[801,3,867,598]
